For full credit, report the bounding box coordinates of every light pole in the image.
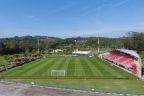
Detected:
[97,33,100,53]
[37,37,40,55]
[47,37,49,54]
[74,40,77,50]
[97,37,100,53]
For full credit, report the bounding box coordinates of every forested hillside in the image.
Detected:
[0,36,61,54]
[0,32,143,55]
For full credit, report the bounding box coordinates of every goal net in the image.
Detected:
[50,70,66,76]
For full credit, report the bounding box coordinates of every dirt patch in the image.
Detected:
[0,81,123,96]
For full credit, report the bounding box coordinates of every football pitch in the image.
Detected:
[1,56,144,94]
[0,55,135,78]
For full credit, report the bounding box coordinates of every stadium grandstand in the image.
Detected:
[100,49,143,78]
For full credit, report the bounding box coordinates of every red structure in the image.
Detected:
[100,49,142,78]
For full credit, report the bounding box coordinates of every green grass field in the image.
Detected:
[0,55,144,94]
[0,56,9,65]
[0,56,135,78]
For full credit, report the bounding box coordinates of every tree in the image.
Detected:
[123,32,144,53]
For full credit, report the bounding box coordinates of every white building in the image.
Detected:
[53,49,63,53]
[72,50,94,56]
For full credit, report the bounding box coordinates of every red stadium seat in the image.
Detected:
[102,51,137,74]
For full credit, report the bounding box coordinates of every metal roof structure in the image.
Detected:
[114,49,140,59]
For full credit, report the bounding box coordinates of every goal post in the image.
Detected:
[50,70,66,76]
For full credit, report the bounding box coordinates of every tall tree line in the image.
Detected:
[123,32,144,53]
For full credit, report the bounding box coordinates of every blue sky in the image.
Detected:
[0,0,144,38]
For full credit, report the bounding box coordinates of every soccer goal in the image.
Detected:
[50,70,66,76]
